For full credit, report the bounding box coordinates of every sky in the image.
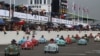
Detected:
[0,0,100,20]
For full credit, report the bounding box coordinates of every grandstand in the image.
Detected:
[0,1,99,31]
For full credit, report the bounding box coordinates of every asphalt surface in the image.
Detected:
[0,39,100,56]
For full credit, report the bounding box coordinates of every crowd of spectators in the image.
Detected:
[0,21,95,31]
[0,1,46,16]
[0,1,99,32]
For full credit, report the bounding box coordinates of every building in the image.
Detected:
[27,0,68,18]
[51,0,68,18]
[28,0,52,13]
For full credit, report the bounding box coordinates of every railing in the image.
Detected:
[0,9,87,25]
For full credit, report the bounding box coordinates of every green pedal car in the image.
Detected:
[5,44,20,56]
[56,39,66,46]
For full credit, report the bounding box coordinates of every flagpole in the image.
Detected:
[38,0,40,23]
[13,0,15,17]
[82,8,83,23]
[59,0,61,24]
[14,0,15,12]
[87,11,89,24]
[27,0,30,22]
[72,2,75,25]
[77,5,79,23]
[9,0,12,19]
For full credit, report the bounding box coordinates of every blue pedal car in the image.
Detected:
[44,43,59,53]
[38,35,47,44]
[56,39,66,46]
[18,37,26,45]
[77,38,87,45]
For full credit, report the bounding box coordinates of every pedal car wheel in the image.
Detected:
[85,43,87,45]
[17,53,20,56]
[36,44,39,46]
[44,51,47,53]
[22,48,24,50]
[5,53,8,56]
[31,47,34,50]
[56,51,59,53]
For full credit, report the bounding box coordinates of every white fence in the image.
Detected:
[0,31,99,45]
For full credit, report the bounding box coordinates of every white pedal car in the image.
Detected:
[94,36,100,42]
[44,43,59,53]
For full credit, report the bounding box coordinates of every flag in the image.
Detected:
[86,8,89,13]
[83,8,86,13]
[79,6,81,11]
[78,5,81,22]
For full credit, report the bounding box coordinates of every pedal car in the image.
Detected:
[21,41,34,49]
[54,37,60,43]
[65,37,72,44]
[77,38,87,45]
[88,33,94,38]
[38,36,47,44]
[84,36,89,42]
[56,39,66,46]
[54,35,60,43]
[75,34,80,39]
[44,43,59,53]
[83,34,89,42]
[5,44,20,56]
[94,36,100,42]
[71,37,76,43]
[31,39,39,46]
[18,37,26,45]
[44,39,59,53]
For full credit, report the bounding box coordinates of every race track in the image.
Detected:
[0,39,100,56]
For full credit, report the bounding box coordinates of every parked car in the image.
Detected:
[21,41,34,50]
[44,43,59,53]
[5,44,20,56]
[77,39,87,45]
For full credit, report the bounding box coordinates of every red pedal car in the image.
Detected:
[31,39,39,46]
[21,41,34,50]
[65,37,72,44]
[75,34,80,39]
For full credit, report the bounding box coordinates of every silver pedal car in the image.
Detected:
[44,43,59,53]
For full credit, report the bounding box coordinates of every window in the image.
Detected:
[61,0,67,3]
[40,0,42,4]
[34,0,39,4]
[37,0,39,4]
[44,0,46,4]
[34,0,36,4]
[30,0,32,4]
[39,6,41,8]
